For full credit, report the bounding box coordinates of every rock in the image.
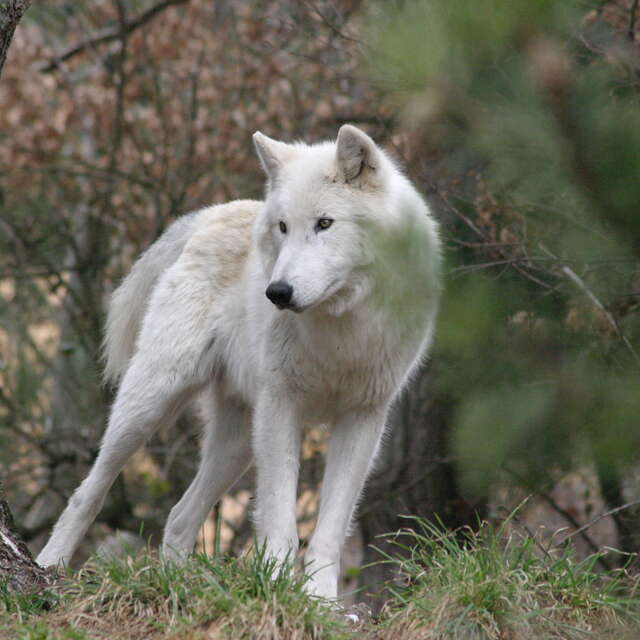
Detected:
[96,530,146,561]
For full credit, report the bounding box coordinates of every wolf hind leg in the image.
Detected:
[162,387,252,560]
[37,265,218,568]
[36,358,205,567]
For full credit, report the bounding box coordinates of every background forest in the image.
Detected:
[1,0,640,634]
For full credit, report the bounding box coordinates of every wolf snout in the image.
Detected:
[265,280,294,309]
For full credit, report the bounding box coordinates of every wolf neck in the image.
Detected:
[293,301,379,360]
[292,273,389,348]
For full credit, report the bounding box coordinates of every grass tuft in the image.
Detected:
[378,516,640,639]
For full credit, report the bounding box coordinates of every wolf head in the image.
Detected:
[253,125,392,316]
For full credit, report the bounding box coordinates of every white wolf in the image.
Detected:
[37,125,442,600]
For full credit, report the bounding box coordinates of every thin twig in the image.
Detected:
[629,0,639,43]
[452,257,558,273]
[444,196,555,290]
[496,503,554,561]
[504,466,611,570]
[538,490,610,567]
[565,499,640,543]
[304,0,361,44]
[540,244,640,365]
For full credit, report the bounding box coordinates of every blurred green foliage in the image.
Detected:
[367,0,640,494]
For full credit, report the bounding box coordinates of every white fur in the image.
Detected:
[37,125,442,601]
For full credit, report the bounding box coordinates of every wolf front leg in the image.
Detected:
[252,390,302,567]
[304,405,388,600]
[37,267,217,568]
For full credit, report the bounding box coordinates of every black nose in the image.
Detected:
[265,281,294,308]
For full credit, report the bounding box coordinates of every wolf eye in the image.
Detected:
[316,218,333,231]
[279,221,287,234]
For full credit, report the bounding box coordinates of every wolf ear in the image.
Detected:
[253,131,295,180]
[336,124,379,184]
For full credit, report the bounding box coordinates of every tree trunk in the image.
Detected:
[0,0,31,79]
[357,361,485,613]
[0,493,51,592]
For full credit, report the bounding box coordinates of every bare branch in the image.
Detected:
[630,0,639,43]
[539,244,640,366]
[304,0,362,44]
[504,466,612,570]
[563,264,640,364]
[566,499,640,545]
[444,196,555,290]
[36,0,190,73]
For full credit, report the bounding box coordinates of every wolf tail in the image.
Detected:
[102,213,197,385]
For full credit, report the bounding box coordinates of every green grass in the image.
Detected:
[1,548,351,639]
[2,522,640,639]
[377,517,640,639]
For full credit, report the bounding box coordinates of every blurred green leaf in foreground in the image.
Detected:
[365,0,640,511]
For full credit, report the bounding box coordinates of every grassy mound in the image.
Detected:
[1,549,350,640]
[2,522,640,639]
